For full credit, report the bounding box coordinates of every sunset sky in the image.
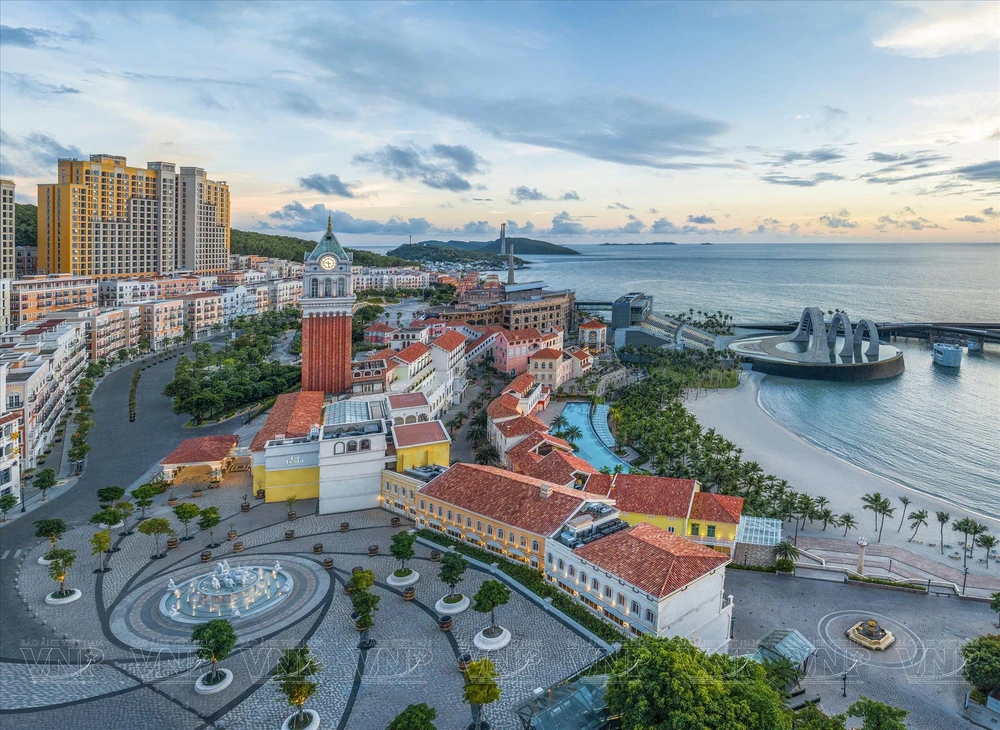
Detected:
[1,0,998,244]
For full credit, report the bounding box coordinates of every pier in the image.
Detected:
[736,321,1000,346]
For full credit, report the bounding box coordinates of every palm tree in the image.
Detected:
[563,425,583,443]
[551,414,568,432]
[897,495,911,532]
[774,540,800,562]
[969,522,990,559]
[953,517,977,568]
[876,499,894,543]
[862,492,882,530]
[838,513,858,537]
[819,508,836,531]
[977,534,998,568]
[936,511,950,554]
[474,444,500,466]
[907,510,928,542]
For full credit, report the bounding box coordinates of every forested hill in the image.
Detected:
[416,237,579,255]
[230,229,419,267]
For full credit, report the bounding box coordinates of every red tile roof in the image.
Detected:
[387,392,429,409]
[365,322,397,333]
[578,319,607,330]
[494,415,550,438]
[250,391,325,451]
[392,421,450,448]
[431,330,467,353]
[690,492,744,524]
[368,347,398,363]
[574,523,729,598]
[571,350,592,362]
[499,328,542,343]
[506,432,574,472]
[416,317,446,325]
[530,347,563,360]
[394,342,431,364]
[161,435,239,465]
[487,393,522,420]
[504,372,536,396]
[522,450,598,485]
[585,474,697,518]
[420,463,588,536]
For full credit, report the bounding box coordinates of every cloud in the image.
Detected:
[293,25,734,169]
[262,201,432,235]
[875,211,943,232]
[687,214,716,225]
[765,146,846,166]
[819,209,858,229]
[353,143,487,192]
[0,130,83,176]
[455,220,492,236]
[865,150,950,173]
[506,220,536,235]
[547,210,589,236]
[607,202,631,210]
[621,214,646,234]
[0,24,90,47]
[298,173,360,198]
[561,190,580,200]
[760,172,844,187]
[955,214,985,223]
[863,159,1000,185]
[873,3,999,58]
[509,185,549,203]
[750,218,801,237]
[648,208,658,214]
[983,207,999,218]
[0,72,80,95]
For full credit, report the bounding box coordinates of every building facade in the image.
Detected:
[37,154,229,278]
[1,179,15,334]
[10,275,99,327]
[300,219,354,394]
[178,291,223,339]
[139,300,185,350]
[0,364,23,504]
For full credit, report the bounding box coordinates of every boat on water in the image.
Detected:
[968,339,983,353]
[932,343,963,368]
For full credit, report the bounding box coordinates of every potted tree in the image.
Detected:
[472,580,512,650]
[166,491,179,507]
[0,493,17,523]
[192,619,237,694]
[191,485,204,498]
[97,485,125,515]
[386,532,419,588]
[33,468,57,502]
[285,495,298,521]
[117,501,135,536]
[34,519,67,565]
[241,494,251,513]
[276,645,322,730]
[173,502,201,541]
[131,484,155,522]
[463,657,502,730]
[227,523,238,541]
[387,704,437,730]
[199,506,222,548]
[348,569,380,631]
[435,552,470,614]
[89,530,112,574]
[44,548,81,605]
[138,517,174,560]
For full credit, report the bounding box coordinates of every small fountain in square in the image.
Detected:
[160,560,293,624]
[847,618,895,650]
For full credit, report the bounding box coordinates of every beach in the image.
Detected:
[685,372,1000,582]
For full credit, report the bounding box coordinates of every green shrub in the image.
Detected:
[728,563,777,574]
[775,558,795,573]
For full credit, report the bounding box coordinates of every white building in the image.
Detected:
[1,178,14,335]
[0,363,23,504]
[175,167,230,273]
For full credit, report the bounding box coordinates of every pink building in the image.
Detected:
[493,327,563,377]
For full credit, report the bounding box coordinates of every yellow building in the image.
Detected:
[37,154,229,278]
[390,421,451,471]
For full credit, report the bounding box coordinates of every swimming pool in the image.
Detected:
[560,402,631,472]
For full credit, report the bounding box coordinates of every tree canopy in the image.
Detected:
[963,635,1000,696]
[386,703,438,730]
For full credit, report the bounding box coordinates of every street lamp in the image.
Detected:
[962,566,969,596]
[842,672,848,697]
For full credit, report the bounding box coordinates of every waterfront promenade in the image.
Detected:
[686,372,1000,587]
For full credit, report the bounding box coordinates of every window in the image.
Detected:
[707,525,716,538]
[447,510,452,521]
[617,592,626,607]
[568,565,575,577]
[519,536,526,548]
[690,523,700,537]
[547,553,554,565]
[645,608,655,624]
[557,559,564,570]
[409,489,414,499]
[384,481,390,492]
[360,439,371,451]
[496,528,504,541]
[476,521,482,532]
[419,500,425,510]
[603,586,612,599]
[437,506,442,517]
[310,278,319,297]
[531,540,539,552]
[324,278,333,297]
[630,600,639,615]
[486,525,493,536]
[393,485,398,494]
[667,526,675,533]
[456,513,462,524]
[466,517,472,528]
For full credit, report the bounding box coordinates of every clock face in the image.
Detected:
[319,255,336,270]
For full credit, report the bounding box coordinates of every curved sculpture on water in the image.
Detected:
[827,312,854,356]
[854,319,881,357]
[779,306,829,363]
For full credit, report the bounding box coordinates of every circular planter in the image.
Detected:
[241,502,250,513]
[287,511,296,521]
[474,626,512,651]
[227,530,238,541]
[390,516,401,527]
[458,652,472,672]
[285,530,295,541]
[45,589,81,605]
[430,550,442,562]
[99,521,125,530]
[166,537,180,550]
[340,522,350,532]
[167,499,179,507]
[281,710,320,730]
[322,557,334,570]
[255,489,265,500]
[38,555,54,566]
[438,615,453,632]
[191,491,203,499]
[402,586,416,601]
[194,668,233,695]
[352,566,364,574]
[387,569,420,587]
[232,541,245,552]
[312,543,323,554]
[367,545,379,557]
[200,551,213,563]
[208,483,221,489]
[435,594,470,615]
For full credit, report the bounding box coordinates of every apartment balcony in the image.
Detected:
[686,535,735,552]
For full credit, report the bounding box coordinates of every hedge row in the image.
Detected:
[417,529,623,644]
[847,574,926,590]
[727,563,777,574]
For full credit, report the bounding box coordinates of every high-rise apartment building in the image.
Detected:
[1,178,15,334]
[37,154,230,279]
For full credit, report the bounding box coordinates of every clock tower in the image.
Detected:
[300,216,355,394]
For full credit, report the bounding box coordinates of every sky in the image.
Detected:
[1,0,998,245]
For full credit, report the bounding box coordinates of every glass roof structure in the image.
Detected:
[735,515,783,546]
[749,628,816,668]
[324,400,373,425]
[512,675,610,730]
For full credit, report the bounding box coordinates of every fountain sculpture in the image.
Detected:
[159,560,294,624]
[846,618,895,650]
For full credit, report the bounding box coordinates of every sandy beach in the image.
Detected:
[685,372,1000,581]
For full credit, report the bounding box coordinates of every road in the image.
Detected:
[0,347,233,658]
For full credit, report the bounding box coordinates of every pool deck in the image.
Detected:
[560,401,632,472]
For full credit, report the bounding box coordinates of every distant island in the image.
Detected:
[388,243,527,268]
[416,237,579,255]
[599,241,678,246]
[231,228,418,267]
